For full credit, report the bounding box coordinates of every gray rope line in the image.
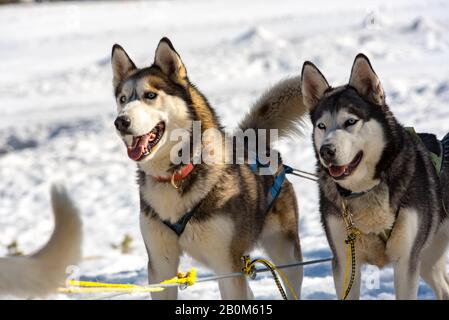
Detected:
[289,170,319,182]
[198,257,332,282]
[255,257,333,273]
[88,257,333,300]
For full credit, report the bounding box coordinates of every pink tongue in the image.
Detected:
[127,135,151,161]
[329,165,346,178]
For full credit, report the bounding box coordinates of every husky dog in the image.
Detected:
[301,54,449,300]
[0,185,82,298]
[111,38,306,300]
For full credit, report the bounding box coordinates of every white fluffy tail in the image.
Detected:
[239,76,307,143]
[0,185,82,298]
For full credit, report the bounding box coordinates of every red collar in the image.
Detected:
[153,163,195,189]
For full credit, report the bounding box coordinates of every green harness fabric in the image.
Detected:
[405,127,443,175]
[378,127,444,244]
[405,127,449,219]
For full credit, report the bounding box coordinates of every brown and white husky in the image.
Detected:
[111,37,307,299]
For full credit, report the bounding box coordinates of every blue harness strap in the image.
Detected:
[163,158,292,236]
[249,157,292,211]
[265,165,293,210]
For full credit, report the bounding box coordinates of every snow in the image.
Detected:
[1,0,449,300]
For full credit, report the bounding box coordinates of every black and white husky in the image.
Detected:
[301,54,449,299]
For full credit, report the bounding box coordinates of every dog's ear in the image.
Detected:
[154,37,187,84]
[349,53,385,105]
[301,61,330,111]
[111,44,137,89]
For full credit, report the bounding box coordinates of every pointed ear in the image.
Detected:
[111,44,136,89]
[349,54,385,105]
[301,61,330,111]
[154,37,187,84]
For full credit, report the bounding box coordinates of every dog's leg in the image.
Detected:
[332,248,362,300]
[140,214,181,300]
[211,256,254,300]
[421,256,449,299]
[387,208,420,300]
[327,216,362,300]
[184,214,254,300]
[420,220,449,300]
[392,258,420,300]
[259,182,303,299]
[259,232,303,300]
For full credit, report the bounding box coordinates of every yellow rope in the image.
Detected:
[242,256,298,300]
[342,243,351,299]
[161,269,197,287]
[340,200,360,300]
[60,268,197,294]
[58,287,165,294]
[67,280,139,288]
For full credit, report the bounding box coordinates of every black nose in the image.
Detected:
[320,144,336,162]
[114,115,131,133]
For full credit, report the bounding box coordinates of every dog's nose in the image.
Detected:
[320,144,336,162]
[114,116,131,133]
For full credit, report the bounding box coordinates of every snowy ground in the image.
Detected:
[1,0,449,300]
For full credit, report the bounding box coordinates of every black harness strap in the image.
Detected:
[162,202,201,237]
[161,161,290,236]
[336,183,380,200]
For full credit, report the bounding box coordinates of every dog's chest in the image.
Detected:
[140,179,203,223]
[349,187,396,235]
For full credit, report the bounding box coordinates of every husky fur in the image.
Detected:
[0,185,82,298]
[301,54,449,300]
[111,37,307,300]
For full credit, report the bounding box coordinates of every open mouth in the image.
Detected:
[127,121,165,161]
[328,151,363,180]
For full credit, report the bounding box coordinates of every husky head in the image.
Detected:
[301,54,393,192]
[111,38,219,174]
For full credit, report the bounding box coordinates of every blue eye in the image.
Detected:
[317,123,326,130]
[119,95,127,104]
[144,92,157,100]
[345,118,358,127]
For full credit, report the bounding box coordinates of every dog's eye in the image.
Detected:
[345,118,358,127]
[119,95,127,104]
[317,123,326,130]
[144,92,157,100]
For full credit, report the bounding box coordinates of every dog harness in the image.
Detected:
[405,127,443,175]
[249,158,293,212]
[403,129,449,215]
[162,202,200,236]
[336,183,380,200]
[150,163,198,236]
[159,157,291,236]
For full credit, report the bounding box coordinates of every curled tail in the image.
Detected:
[0,184,82,298]
[239,76,307,144]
